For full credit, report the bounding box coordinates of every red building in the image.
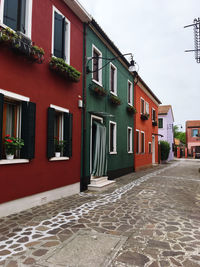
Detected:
[186,120,200,157]
[0,0,91,216]
[134,76,161,171]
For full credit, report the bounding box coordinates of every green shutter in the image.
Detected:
[63,113,73,157]
[54,12,64,59]
[21,101,36,159]
[47,107,55,158]
[18,0,26,33]
[0,94,4,160]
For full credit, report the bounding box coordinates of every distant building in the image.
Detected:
[186,120,200,156]
[158,105,174,161]
[134,76,161,171]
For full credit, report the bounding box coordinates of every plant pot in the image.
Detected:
[55,152,61,158]
[6,154,14,160]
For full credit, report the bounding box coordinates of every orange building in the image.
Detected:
[186,120,200,156]
[134,76,161,171]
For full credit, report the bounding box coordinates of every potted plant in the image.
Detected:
[127,105,137,114]
[49,56,81,82]
[54,138,66,157]
[3,135,24,159]
[89,83,107,97]
[30,45,45,63]
[141,113,149,120]
[152,120,157,126]
[109,94,121,105]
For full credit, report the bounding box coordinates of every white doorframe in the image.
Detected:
[152,135,155,164]
[90,115,103,174]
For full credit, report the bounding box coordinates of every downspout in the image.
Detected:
[133,77,136,171]
[80,22,87,191]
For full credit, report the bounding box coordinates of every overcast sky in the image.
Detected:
[80,0,200,131]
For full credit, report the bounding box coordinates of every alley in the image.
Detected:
[0,159,200,266]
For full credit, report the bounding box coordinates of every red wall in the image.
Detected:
[134,83,159,170]
[0,0,84,203]
[186,128,200,154]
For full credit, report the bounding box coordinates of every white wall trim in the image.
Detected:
[0,182,80,218]
[140,97,145,114]
[49,157,69,161]
[127,80,133,106]
[127,126,133,153]
[141,130,145,153]
[109,62,117,95]
[92,44,102,86]
[50,104,69,113]
[109,120,117,154]
[0,89,30,102]
[0,159,29,165]
[136,129,140,154]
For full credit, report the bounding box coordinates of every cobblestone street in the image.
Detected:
[0,159,200,266]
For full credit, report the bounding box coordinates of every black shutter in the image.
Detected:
[54,12,64,59]
[18,0,26,33]
[62,18,66,60]
[47,107,55,159]
[3,0,18,31]
[21,101,36,159]
[63,113,73,157]
[0,94,4,160]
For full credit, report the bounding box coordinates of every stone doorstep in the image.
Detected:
[88,177,115,191]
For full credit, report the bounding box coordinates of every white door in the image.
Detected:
[152,135,155,164]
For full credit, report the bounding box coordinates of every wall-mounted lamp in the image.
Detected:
[86,53,138,79]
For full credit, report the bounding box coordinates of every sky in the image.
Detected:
[79,0,200,131]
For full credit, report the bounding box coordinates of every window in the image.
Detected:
[127,127,133,153]
[92,45,102,85]
[0,90,36,161]
[141,131,145,153]
[127,81,133,105]
[109,121,117,154]
[158,118,163,128]
[110,63,117,95]
[52,7,70,63]
[192,129,198,137]
[47,105,73,159]
[152,108,156,121]
[1,0,32,38]
[140,98,145,114]
[136,130,140,154]
[145,102,149,114]
[148,142,152,153]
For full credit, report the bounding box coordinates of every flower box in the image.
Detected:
[49,57,81,83]
[89,83,107,97]
[141,113,149,120]
[109,94,121,106]
[127,105,137,114]
[152,121,157,126]
[0,27,45,63]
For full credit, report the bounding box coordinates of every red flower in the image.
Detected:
[6,139,13,143]
[5,134,10,137]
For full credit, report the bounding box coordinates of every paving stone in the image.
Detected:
[17,237,29,243]
[5,260,18,267]
[162,250,185,257]
[0,250,11,256]
[42,241,60,247]
[147,239,171,250]
[170,257,182,266]
[22,257,36,265]
[165,226,179,232]
[182,259,200,267]
[116,251,150,266]
[32,249,48,257]
[149,261,159,267]
[159,260,171,266]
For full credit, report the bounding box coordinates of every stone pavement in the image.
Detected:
[0,159,200,266]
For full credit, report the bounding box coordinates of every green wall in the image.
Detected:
[83,24,135,183]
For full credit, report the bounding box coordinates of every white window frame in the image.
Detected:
[136,129,140,154]
[52,6,71,64]
[49,104,70,161]
[0,0,33,39]
[145,102,149,115]
[109,121,117,154]
[127,80,133,106]
[109,63,117,96]
[148,142,152,153]
[92,44,102,86]
[127,127,133,153]
[141,131,145,154]
[0,89,30,165]
[140,97,145,114]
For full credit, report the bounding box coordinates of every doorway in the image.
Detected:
[152,135,155,164]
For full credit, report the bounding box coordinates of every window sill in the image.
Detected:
[92,79,103,87]
[128,151,133,154]
[49,157,69,161]
[110,91,117,97]
[109,152,117,155]
[0,159,29,165]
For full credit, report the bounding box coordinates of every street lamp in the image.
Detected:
[86,53,138,79]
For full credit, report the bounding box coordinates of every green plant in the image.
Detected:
[32,45,45,55]
[89,83,107,96]
[109,94,121,105]
[127,105,137,114]
[160,141,170,161]
[49,57,81,82]
[4,135,24,155]
[54,138,66,152]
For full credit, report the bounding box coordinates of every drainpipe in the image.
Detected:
[80,23,87,191]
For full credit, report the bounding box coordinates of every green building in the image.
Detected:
[81,20,135,190]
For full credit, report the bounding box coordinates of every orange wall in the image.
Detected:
[134,83,159,170]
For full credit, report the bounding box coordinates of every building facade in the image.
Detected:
[0,0,91,216]
[134,76,161,171]
[186,120,200,156]
[158,105,174,161]
[81,19,135,190]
